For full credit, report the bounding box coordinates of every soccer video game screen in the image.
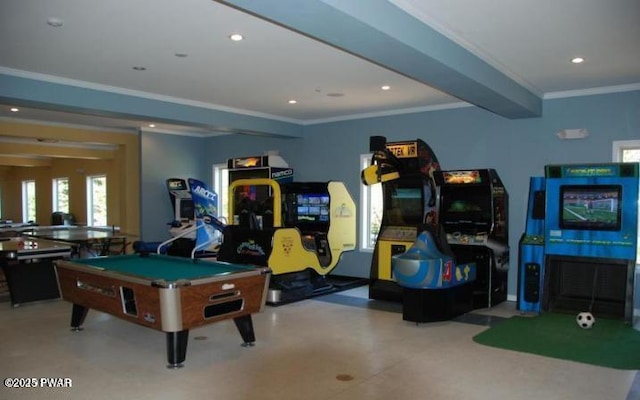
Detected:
[559,185,622,231]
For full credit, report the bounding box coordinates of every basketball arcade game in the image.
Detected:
[432,169,510,309]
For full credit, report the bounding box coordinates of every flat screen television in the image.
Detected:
[559,184,622,231]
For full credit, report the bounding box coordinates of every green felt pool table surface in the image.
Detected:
[72,253,258,281]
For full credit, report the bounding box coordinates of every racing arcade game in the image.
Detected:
[227,154,294,230]
[218,156,356,304]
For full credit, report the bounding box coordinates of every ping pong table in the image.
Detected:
[23,226,134,257]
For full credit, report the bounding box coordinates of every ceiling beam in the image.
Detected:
[0,155,51,167]
[217,0,542,119]
[0,142,114,160]
[0,73,303,138]
[0,119,131,143]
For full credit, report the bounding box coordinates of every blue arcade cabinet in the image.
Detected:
[392,226,477,323]
[517,163,639,323]
[542,163,638,323]
[517,177,546,313]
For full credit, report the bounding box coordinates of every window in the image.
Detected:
[360,154,383,250]
[613,140,640,163]
[213,163,229,223]
[87,175,107,226]
[612,140,640,264]
[52,177,70,213]
[22,180,36,223]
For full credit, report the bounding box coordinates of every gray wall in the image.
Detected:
[143,90,639,296]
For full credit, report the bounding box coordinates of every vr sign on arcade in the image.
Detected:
[387,143,417,158]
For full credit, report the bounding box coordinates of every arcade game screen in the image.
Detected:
[180,199,195,220]
[559,185,622,231]
[296,193,330,224]
[439,186,492,234]
[383,186,424,226]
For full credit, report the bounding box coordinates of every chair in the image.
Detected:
[63,213,76,226]
[51,212,66,225]
[51,212,76,226]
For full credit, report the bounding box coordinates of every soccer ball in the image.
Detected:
[576,312,595,329]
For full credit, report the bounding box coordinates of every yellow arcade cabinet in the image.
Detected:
[361,136,441,302]
[217,178,357,304]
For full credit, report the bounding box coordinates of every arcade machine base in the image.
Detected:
[267,270,368,306]
[369,279,404,302]
[402,283,474,323]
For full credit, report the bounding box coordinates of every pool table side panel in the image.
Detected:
[179,273,269,329]
[56,267,166,332]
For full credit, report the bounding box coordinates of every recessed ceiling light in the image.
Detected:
[10,107,19,112]
[132,66,147,71]
[175,53,188,58]
[229,33,244,41]
[148,124,156,128]
[288,100,297,104]
[571,57,584,64]
[381,85,391,90]
[47,17,63,27]
[326,92,344,97]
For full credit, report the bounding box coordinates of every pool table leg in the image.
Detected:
[233,315,256,346]
[166,330,189,369]
[70,304,88,331]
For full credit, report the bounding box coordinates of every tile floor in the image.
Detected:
[0,286,638,400]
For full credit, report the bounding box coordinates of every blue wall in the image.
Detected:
[140,131,209,241]
[188,90,639,297]
[137,90,639,296]
[140,132,302,241]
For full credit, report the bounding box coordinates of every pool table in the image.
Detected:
[54,253,271,368]
[1,237,72,306]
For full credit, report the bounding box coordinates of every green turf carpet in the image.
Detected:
[472,312,640,369]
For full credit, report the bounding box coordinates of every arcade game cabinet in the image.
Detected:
[165,178,197,257]
[361,136,441,302]
[392,228,477,323]
[517,177,546,313]
[218,156,357,304]
[188,178,226,257]
[540,163,639,323]
[433,169,509,309]
[227,154,294,229]
[136,178,224,258]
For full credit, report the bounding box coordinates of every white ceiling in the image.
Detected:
[0,0,639,135]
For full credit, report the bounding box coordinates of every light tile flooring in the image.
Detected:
[1,286,638,400]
